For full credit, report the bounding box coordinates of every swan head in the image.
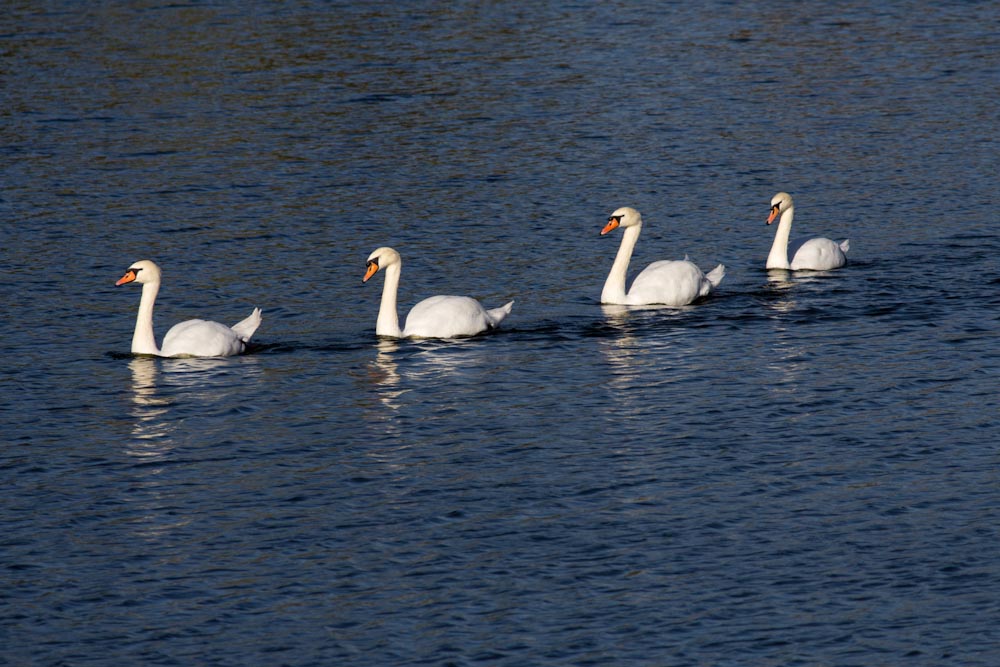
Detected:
[601,206,642,235]
[116,259,162,286]
[363,247,401,282]
[767,192,793,225]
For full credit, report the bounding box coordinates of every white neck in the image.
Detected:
[376,262,403,337]
[766,205,794,270]
[602,223,640,304]
[132,281,163,355]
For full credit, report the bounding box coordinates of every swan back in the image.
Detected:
[403,296,512,338]
[627,260,724,306]
[161,319,249,357]
[790,238,848,271]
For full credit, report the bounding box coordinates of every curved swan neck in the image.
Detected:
[376,262,403,337]
[132,281,162,355]
[766,205,794,270]
[602,223,640,304]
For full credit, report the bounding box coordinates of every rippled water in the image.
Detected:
[3,2,998,665]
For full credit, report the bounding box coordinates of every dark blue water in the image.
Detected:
[2,2,998,665]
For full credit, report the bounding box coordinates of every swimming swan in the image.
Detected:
[116,259,262,357]
[600,206,725,306]
[363,247,513,338]
[766,192,849,271]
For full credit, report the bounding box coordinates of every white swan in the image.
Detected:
[115,260,262,357]
[363,247,514,338]
[600,206,725,306]
[766,192,849,271]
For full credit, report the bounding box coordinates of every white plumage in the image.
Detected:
[116,259,261,357]
[363,247,513,338]
[600,206,725,306]
[766,192,849,271]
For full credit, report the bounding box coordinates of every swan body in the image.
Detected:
[766,192,849,271]
[363,247,513,338]
[116,260,262,357]
[600,206,725,306]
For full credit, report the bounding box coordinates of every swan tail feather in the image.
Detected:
[231,307,263,342]
[705,264,726,288]
[486,301,514,328]
[839,239,850,253]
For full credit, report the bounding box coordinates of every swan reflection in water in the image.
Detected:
[360,337,492,410]
[762,272,809,395]
[127,356,174,458]
[369,339,407,416]
[126,355,262,540]
[596,304,692,455]
[599,305,643,392]
[125,356,191,541]
[356,339,412,457]
[600,301,728,421]
[765,270,798,314]
[127,356,263,458]
[360,337,504,429]
[598,304,687,399]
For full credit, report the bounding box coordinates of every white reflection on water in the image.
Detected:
[401,338,502,385]
[599,304,631,323]
[765,270,798,314]
[159,355,263,399]
[125,357,188,541]
[371,339,407,416]
[125,355,263,540]
[126,357,174,458]
[598,304,689,406]
[763,273,809,397]
[599,304,642,392]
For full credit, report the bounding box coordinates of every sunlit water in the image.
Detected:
[2,2,998,665]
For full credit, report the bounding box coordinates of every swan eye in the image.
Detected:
[608,215,622,223]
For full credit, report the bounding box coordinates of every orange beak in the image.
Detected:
[362,261,379,283]
[766,205,780,225]
[115,269,137,286]
[600,219,620,235]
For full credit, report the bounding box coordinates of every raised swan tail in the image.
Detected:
[231,307,263,342]
[486,301,514,328]
[839,239,850,253]
[705,264,726,288]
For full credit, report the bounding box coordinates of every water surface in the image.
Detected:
[2,2,998,665]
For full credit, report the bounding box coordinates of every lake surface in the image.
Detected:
[2,1,998,665]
